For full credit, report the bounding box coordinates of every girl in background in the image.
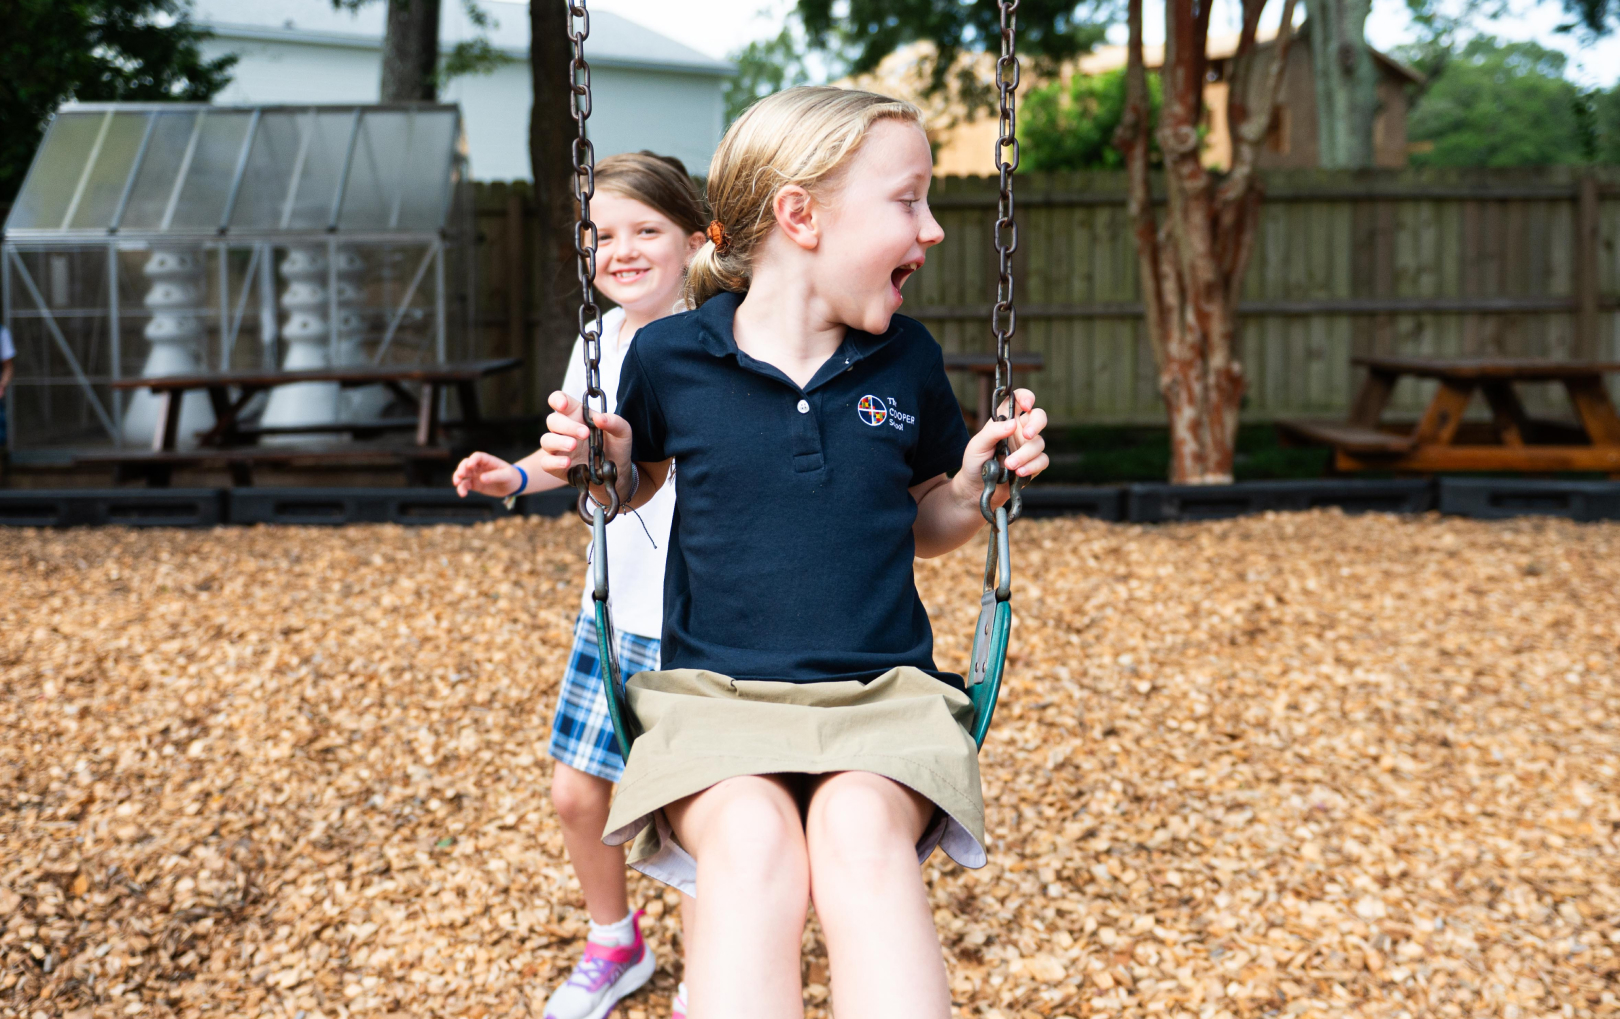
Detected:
[453,151,702,1019]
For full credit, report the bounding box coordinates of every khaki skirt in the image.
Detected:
[602,666,988,895]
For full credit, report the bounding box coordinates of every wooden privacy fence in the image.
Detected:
[470,167,1620,425]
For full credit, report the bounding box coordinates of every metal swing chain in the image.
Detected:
[566,0,619,526]
[979,0,1024,600]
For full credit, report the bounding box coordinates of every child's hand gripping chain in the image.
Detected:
[536,392,632,487]
[911,388,1049,557]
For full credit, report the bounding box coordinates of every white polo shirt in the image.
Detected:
[561,307,676,641]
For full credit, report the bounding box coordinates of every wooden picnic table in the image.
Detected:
[943,352,1045,428]
[1278,355,1620,475]
[85,358,521,486]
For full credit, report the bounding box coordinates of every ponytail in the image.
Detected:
[684,234,751,308]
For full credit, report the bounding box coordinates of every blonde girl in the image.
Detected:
[538,88,1050,1019]
[453,151,703,1019]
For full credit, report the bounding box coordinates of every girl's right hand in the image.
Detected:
[452,452,522,498]
[537,391,634,485]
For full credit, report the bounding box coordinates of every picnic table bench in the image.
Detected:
[943,352,1045,428]
[1278,355,1620,475]
[83,358,521,487]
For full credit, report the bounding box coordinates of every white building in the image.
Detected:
[191,0,732,181]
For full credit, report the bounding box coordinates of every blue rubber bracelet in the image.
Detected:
[512,463,528,497]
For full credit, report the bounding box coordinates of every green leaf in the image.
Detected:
[1018,67,1163,172]
[439,37,514,85]
[1406,36,1596,167]
[724,22,817,124]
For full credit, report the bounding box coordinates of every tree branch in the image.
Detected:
[1114,0,1167,376]
[1218,0,1297,296]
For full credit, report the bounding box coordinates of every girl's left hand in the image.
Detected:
[959,388,1049,494]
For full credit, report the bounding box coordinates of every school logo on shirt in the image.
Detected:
[858,395,916,432]
[857,395,887,426]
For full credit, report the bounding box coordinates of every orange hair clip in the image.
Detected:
[706,219,731,255]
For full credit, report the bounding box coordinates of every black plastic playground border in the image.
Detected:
[1,478,1618,528]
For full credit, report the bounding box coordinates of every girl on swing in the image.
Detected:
[452,151,703,1019]
[539,87,1050,1019]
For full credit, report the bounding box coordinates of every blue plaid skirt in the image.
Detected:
[549,610,662,782]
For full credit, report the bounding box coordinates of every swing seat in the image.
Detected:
[593,596,641,760]
[966,593,1011,748]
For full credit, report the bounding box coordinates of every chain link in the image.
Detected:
[981,0,1024,531]
[567,0,618,523]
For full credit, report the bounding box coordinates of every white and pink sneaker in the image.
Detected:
[671,982,688,1019]
[542,910,657,1019]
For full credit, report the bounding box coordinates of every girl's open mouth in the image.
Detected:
[890,261,921,299]
[611,267,649,284]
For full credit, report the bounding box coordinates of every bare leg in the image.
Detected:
[805,772,948,1019]
[665,776,808,1019]
[551,762,629,924]
[679,891,697,963]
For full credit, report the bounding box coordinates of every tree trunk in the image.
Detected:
[1115,0,1296,484]
[379,0,442,102]
[1303,0,1379,168]
[529,0,582,407]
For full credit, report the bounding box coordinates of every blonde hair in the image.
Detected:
[686,86,922,308]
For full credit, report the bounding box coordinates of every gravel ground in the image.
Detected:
[1,511,1617,1019]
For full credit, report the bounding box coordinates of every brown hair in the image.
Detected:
[686,87,922,307]
[595,151,707,237]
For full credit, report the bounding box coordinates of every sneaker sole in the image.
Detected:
[575,948,657,1019]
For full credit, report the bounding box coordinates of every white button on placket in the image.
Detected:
[796,399,810,414]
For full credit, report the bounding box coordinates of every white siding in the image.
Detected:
[587,69,726,176]
[203,38,380,105]
[441,62,538,182]
[199,28,727,181]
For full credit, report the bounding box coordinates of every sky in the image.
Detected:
[501,0,1620,88]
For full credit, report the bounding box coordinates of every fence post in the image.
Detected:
[1575,174,1599,361]
[505,188,529,412]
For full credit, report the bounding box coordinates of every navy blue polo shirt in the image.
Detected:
[617,291,973,688]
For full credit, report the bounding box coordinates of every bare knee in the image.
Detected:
[806,776,928,884]
[677,778,808,895]
[551,764,612,830]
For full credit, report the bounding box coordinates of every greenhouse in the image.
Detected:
[2,102,473,455]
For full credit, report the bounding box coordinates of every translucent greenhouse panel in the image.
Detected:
[6,112,107,230]
[66,111,154,231]
[3,248,122,446]
[280,111,368,231]
[117,111,205,232]
[339,109,460,231]
[333,110,401,230]
[225,111,308,231]
[165,110,257,231]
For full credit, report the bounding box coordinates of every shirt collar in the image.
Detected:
[695,291,900,390]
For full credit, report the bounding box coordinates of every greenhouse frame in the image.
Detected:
[2,102,474,455]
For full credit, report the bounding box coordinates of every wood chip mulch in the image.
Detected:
[2,511,1617,1019]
